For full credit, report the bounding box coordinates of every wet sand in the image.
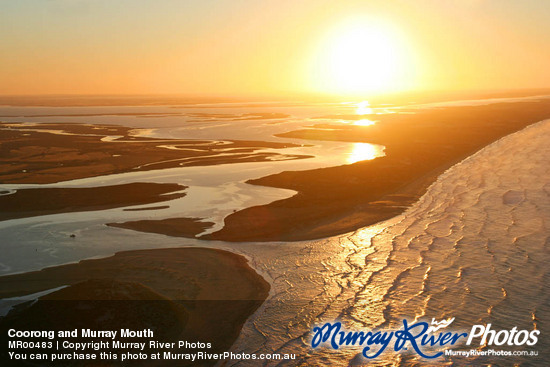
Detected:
[0,248,270,365]
[205,99,550,241]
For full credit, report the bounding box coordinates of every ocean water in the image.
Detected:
[227,119,550,366]
[1,99,549,365]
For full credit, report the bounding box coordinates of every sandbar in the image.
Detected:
[0,247,270,365]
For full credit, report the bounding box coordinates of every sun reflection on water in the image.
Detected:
[348,143,384,164]
[356,101,373,115]
[353,119,376,126]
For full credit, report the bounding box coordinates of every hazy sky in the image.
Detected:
[1,0,549,97]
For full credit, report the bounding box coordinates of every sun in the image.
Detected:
[310,18,412,95]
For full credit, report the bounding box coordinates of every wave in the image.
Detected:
[228,119,550,366]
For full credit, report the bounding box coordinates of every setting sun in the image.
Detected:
[310,18,413,96]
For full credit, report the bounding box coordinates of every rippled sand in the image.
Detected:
[228,119,550,366]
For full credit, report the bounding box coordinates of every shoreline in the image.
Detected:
[0,247,270,364]
[205,100,550,241]
[0,247,270,299]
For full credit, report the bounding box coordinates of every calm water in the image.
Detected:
[0,100,386,256]
[0,99,549,365]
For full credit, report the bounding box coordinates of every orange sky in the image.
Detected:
[1,0,549,97]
